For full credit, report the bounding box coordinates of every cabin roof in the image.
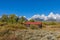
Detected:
[24,22,42,25]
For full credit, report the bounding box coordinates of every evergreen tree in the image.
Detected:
[18,16,27,23]
[8,14,18,23]
[1,14,8,22]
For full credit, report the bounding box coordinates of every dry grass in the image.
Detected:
[0,22,59,40]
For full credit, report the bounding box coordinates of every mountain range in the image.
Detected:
[28,12,60,21]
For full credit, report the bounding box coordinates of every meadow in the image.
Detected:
[0,14,60,40]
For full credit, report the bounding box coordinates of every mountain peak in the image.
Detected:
[29,12,60,21]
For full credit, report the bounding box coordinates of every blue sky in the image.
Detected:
[0,0,60,18]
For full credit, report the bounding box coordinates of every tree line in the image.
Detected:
[0,14,35,24]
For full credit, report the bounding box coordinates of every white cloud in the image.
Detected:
[19,16,26,18]
[31,14,40,19]
[23,16,26,18]
[29,12,60,21]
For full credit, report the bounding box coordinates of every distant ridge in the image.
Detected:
[29,12,60,21]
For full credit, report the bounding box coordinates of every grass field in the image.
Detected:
[0,22,60,40]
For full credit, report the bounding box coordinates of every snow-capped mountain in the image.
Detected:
[30,14,45,21]
[47,12,56,21]
[29,12,60,21]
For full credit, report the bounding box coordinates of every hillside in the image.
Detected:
[0,14,60,40]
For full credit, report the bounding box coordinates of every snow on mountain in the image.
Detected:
[29,12,60,21]
[30,14,45,21]
[47,12,56,21]
[55,14,60,21]
[40,14,47,20]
